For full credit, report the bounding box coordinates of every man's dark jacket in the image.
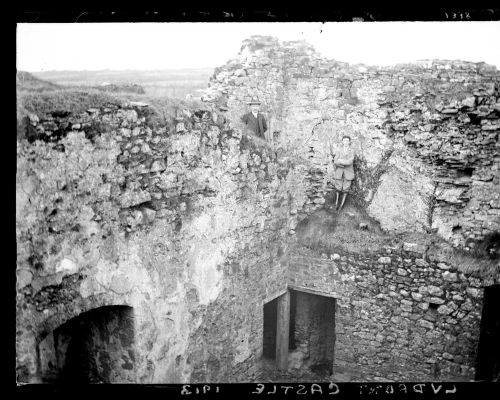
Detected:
[241,112,268,139]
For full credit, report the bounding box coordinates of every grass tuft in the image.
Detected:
[296,202,392,255]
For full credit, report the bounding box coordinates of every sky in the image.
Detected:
[16,22,500,71]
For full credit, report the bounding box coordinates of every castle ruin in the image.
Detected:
[16,36,500,383]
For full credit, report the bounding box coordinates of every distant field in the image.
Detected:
[31,68,214,99]
[16,70,211,140]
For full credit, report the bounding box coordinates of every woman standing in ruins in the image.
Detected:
[331,135,356,211]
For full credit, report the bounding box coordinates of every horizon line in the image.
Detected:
[18,57,500,74]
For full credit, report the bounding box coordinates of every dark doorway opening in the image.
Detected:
[289,289,297,350]
[38,305,135,383]
[263,297,278,360]
[262,289,336,377]
[476,285,500,381]
[288,290,336,375]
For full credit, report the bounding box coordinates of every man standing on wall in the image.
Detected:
[241,96,268,141]
[331,135,356,211]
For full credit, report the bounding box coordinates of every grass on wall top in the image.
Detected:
[17,70,210,127]
[296,203,499,279]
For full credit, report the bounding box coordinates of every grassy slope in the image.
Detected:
[296,204,393,255]
[16,70,209,125]
[296,202,499,279]
[16,71,61,90]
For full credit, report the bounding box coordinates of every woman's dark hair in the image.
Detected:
[342,135,351,142]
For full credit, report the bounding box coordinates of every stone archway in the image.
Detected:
[37,305,136,383]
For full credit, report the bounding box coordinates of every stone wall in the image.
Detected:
[16,101,310,383]
[288,245,483,381]
[204,35,500,251]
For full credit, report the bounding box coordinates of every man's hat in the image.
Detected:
[247,96,261,105]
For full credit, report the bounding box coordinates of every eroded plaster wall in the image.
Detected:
[16,102,313,383]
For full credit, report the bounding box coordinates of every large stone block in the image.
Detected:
[367,169,433,233]
[403,242,427,254]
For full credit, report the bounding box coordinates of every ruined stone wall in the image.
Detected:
[204,36,500,251]
[200,35,499,381]
[17,36,500,383]
[16,102,310,383]
[288,245,484,381]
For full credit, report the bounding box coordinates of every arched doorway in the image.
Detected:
[38,305,135,383]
